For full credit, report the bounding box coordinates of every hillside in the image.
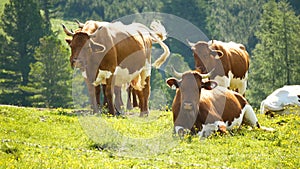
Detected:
[1,105,299,168]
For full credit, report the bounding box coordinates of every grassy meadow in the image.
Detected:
[1,105,299,168]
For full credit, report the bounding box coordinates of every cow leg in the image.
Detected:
[239,81,247,97]
[139,76,150,117]
[114,86,124,114]
[95,85,101,106]
[85,78,99,114]
[230,75,248,96]
[102,84,108,107]
[232,80,247,97]
[132,88,138,108]
[136,89,144,116]
[105,78,116,116]
[242,104,259,128]
[126,85,133,110]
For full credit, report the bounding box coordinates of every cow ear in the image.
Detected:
[166,78,180,90]
[211,50,223,59]
[65,38,72,45]
[90,41,106,53]
[202,80,218,90]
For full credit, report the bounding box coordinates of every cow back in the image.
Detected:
[210,41,249,79]
[104,22,153,73]
[198,87,247,127]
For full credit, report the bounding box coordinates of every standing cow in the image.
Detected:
[66,20,139,112]
[188,40,250,96]
[62,20,170,116]
[166,70,266,138]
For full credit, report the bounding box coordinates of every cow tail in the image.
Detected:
[150,20,167,41]
[151,36,170,68]
[150,20,170,69]
[244,103,275,132]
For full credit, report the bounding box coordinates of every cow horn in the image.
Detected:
[75,19,84,28]
[199,68,215,79]
[170,66,183,78]
[62,24,74,36]
[208,39,215,47]
[186,39,195,47]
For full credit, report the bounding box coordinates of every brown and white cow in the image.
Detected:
[67,20,139,112]
[62,20,170,116]
[188,40,250,96]
[166,70,263,138]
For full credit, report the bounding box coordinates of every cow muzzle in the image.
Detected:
[72,59,83,69]
[175,126,186,138]
[183,102,193,110]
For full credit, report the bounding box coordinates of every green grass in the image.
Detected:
[0,105,299,168]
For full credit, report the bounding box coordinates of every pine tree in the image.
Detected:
[248,0,300,107]
[27,34,72,108]
[0,0,46,105]
[38,0,52,36]
[161,0,209,68]
[206,0,266,51]
[150,68,170,110]
[0,33,22,104]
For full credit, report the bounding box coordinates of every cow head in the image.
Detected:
[62,24,106,69]
[188,41,223,74]
[166,71,217,136]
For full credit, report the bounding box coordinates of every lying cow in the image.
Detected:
[63,20,170,116]
[166,70,269,138]
[260,85,300,115]
[188,40,249,96]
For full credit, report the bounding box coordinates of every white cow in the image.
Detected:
[260,85,300,114]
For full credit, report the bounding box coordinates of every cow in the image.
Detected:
[166,70,270,138]
[188,40,250,96]
[65,20,112,109]
[260,85,300,115]
[62,20,170,116]
[74,20,139,111]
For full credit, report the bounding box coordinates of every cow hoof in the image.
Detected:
[126,105,133,110]
[139,111,149,117]
[116,110,124,116]
[178,128,185,139]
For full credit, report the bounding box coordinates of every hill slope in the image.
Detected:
[0,105,299,168]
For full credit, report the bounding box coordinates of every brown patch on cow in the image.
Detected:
[210,41,249,79]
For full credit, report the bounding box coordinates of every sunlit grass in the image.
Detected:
[0,105,299,168]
